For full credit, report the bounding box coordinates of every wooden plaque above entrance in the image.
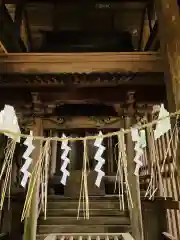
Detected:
[0,52,163,74]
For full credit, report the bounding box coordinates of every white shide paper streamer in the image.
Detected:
[60,133,71,185]
[20,131,35,188]
[0,104,21,142]
[94,131,106,187]
[154,104,171,140]
[131,128,146,176]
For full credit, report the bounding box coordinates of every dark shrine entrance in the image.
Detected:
[48,128,119,197]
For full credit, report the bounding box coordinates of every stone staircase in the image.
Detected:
[36,195,131,240]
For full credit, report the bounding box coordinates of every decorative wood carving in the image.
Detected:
[16,103,154,131]
[42,116,122,130]
[0,72,163,87]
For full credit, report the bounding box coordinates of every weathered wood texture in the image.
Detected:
[125,116,144,240]
[0,52,163,73]
[24,118,43,240]
[155,1,180,238]
[155,0,180,111]
[141,200,167,240]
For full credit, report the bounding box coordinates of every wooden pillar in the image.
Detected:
[50,131,58,177]
[124,92,144,240]
[107,137,114,174]
[155,0,180,111]
[69,134,78,171]
[155,0,180,180]
[24,118,43,240]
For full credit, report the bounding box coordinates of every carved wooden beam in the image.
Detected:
[37,86,166,104]
[17,104,155,130]
[0,52,163,74]
[0,85,166,106]
[42,116,123,130]
[0,73,163,87]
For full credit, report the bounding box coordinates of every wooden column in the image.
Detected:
[155,0,180,111]
[155,0,180,180]
[50,131,58,177]
[24,118,43,240]
[124,92,144,240]
[69,134,77,171]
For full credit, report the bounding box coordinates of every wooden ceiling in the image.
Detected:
[5,0,152,51]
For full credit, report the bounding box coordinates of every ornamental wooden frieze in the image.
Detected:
[0,72,163,87]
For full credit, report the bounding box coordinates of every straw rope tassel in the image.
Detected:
[114,134,125,211]
[0,139,16,210]
[77,139,89,220]
[83,139,89,219]
[44,140,51,219]
[118,131,133,208]
[21,140,44,221]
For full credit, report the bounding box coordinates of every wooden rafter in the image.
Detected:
[144,20,159,51]
[0,41,8,53]
[0,52,163,73]
[146,1,154,33]
[138,6,146,50]
[23,9,32,51]
[14,2,24,40]
[0,4,25,52]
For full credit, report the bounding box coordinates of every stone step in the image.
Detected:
[37,224,131,234]
[38,216,130,225]
[47,201,121,210]
[43,208,129,217]
[47,195,122,201]
[36,233,132,240]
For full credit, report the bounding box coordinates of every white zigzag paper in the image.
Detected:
[94,131,106,187]
[21,131,35,188]
[60,133,71,185]
[131,128,146,176]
